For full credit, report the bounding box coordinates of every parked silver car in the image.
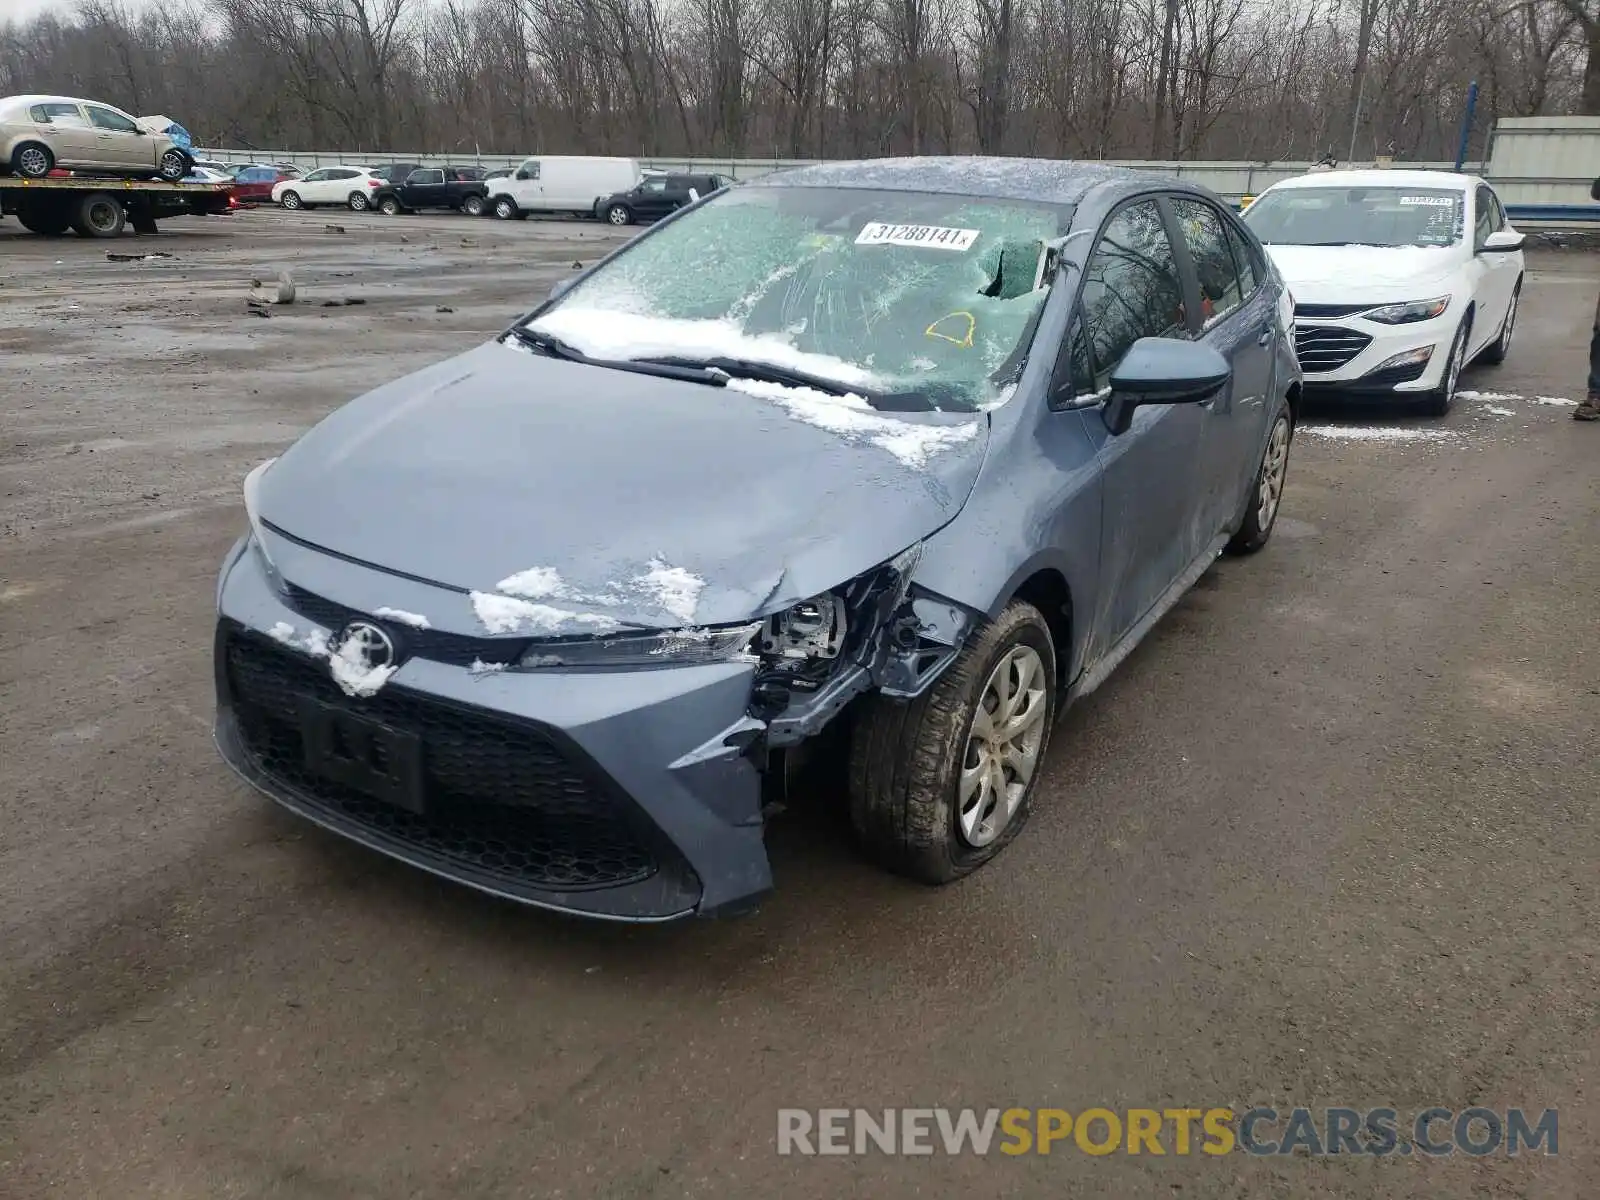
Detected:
[0,94,191,180]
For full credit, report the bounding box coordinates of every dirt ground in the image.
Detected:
[2,207,1598,1198]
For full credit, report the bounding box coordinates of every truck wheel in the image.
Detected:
[12,142,53,178]
[347,191,371,212]
[492,197,519,220]
[71,192,127,238]
[462,194,486,217]
[605,203,633,226]
[377,195,401,216]
[156,150,189,182]
[279,191,302,210]
[16,201,70,235]
[849,601,1057,883]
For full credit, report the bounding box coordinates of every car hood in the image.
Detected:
[1264,244,1463,305]
[259,341,990,630]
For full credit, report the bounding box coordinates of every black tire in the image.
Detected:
[462,193,486,216]
[70,192,126,238]
[605,203,633,226]
[347,190,371,212]
[492,196,518,220]
[1226,404,1294,555]
[16,202,70,235]
[377,195,401,216]
[1478,282,1520,366]
[1421,318,1470,417]
[156,149,190,182]
[279,191,303,211]
[849,601,1057,884]
[12,141,53,178]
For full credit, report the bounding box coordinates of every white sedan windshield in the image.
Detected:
[531,186,1074,413]
[1244,186,1463,249]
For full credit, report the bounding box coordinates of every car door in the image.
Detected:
[33,102,98,166]
[405,168,446,207]
[1167,196,1276,538]
[1473,184,1519,350]
[631,176,670,217]
[84,104,153,169]
[511,159,542,208]
[1070,197,1211,646]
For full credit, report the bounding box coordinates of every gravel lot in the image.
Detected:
[2,207,1597,1198]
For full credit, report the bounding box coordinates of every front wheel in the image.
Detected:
[850,601,1056,883]
[1479,284,1520,366]
[1227,406,1294,555]
[462,194,486,216]
[347,191,371,212]
[492,197,518,220]
[605,203,632,226]
[156,149,189,182]
[1421,320,1469,417]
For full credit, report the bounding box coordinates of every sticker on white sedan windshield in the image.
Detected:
[856,222,980,251]
[1398,196,1455,206]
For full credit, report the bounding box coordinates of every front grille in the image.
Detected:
[1294,324,1372,373]
[285,584,523,668]
[1293,302,1373,319]
[225,629,659,890]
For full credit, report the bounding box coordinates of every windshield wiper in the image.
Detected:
[507,325,728,387]
[638,355,869,399]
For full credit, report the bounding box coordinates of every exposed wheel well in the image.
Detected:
[1010,569,1073,690]
[1285,380,1302,425]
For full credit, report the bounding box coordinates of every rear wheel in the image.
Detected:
[13,142,53,178]
[1421,320,1469,417]
[377,195,401,216]
[279,191,302,210]
[462,193,486,216]
[850,601,1056,883]
[71,192,126,238]
[347,190,371,212]
[16,202,70,235]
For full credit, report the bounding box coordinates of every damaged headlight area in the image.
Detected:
[516,622,763,669]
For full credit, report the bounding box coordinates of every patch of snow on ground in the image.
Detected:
[470,591,622,637]
[1301,425,1460,442]
[328,635,398,698]
[374,606,431,630]
[639,558,704,623]
[1458,390,1524,402]
[1484,405,1516,416]
[528,308,876,386]
[728,377,980,468]
[1532,396,1578,407]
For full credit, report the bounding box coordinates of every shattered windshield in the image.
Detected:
[529,186,1074,413]
[1243,186,1464,248]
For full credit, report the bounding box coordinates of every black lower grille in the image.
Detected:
[284,584,524,668]
[225,630,658,890]
[1294,302,1373,319]
[1294,324,1372,373]
[1357,357,1431,387]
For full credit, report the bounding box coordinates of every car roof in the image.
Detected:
[1267,169,1481,192]
[763,156,1157,205]
[2,94,128,112]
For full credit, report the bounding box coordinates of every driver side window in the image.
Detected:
[1077,200,1187,389]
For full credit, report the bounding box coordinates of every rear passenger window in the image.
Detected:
[1078,200,1187,388]
[1170,198,1244,327]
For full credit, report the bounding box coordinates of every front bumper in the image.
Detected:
[214,541,773,921]
[1293,313,1455,394]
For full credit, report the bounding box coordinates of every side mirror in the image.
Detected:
[1102,338,1230,436]
[1480,229,1525,254]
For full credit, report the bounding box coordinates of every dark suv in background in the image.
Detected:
[373,166,490,216]
[599,173,731,225]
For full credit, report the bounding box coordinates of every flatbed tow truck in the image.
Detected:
[0,175,233,238]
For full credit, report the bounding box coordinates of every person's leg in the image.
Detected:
[1578,294,1600,420]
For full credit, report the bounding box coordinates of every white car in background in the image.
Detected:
[1241,170,1524,414]
[271,165,383,212]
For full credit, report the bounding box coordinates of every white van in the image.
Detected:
[486,156,641,220]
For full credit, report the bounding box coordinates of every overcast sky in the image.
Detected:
[0,0,105,22]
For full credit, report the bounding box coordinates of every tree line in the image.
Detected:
[1,0,1596,163]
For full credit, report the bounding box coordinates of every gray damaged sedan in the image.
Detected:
[214,158,1302,921]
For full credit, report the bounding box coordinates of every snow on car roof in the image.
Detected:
[762,156,1154,204]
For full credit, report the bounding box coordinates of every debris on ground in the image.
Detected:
[460,238,478,247]
[106,251,174,262]
[572,261,583,269]
[248,272,296,306]
[324,224,347,234]
[435,305,454,313]
[247,308,270,318]
[320,297,367,308]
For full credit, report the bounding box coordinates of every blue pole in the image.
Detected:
[1455,81,1479,171]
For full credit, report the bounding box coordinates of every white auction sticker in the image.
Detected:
[856,222,980,251]
[1398,196,1455,207]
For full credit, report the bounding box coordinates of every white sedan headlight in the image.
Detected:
[1364,296,1451,325]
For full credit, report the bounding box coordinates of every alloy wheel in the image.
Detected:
[1257,415,1291,531]
[958,644,1048,848]
[18,146,49,177]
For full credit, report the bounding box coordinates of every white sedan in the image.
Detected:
[270,166,383,212]
[1241,169,1524,414]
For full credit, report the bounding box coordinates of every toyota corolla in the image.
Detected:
[214,158,1302,921]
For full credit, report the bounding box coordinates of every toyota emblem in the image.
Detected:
[337,620,396,671]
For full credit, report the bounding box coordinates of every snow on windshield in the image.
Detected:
[531,186,1070,415]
